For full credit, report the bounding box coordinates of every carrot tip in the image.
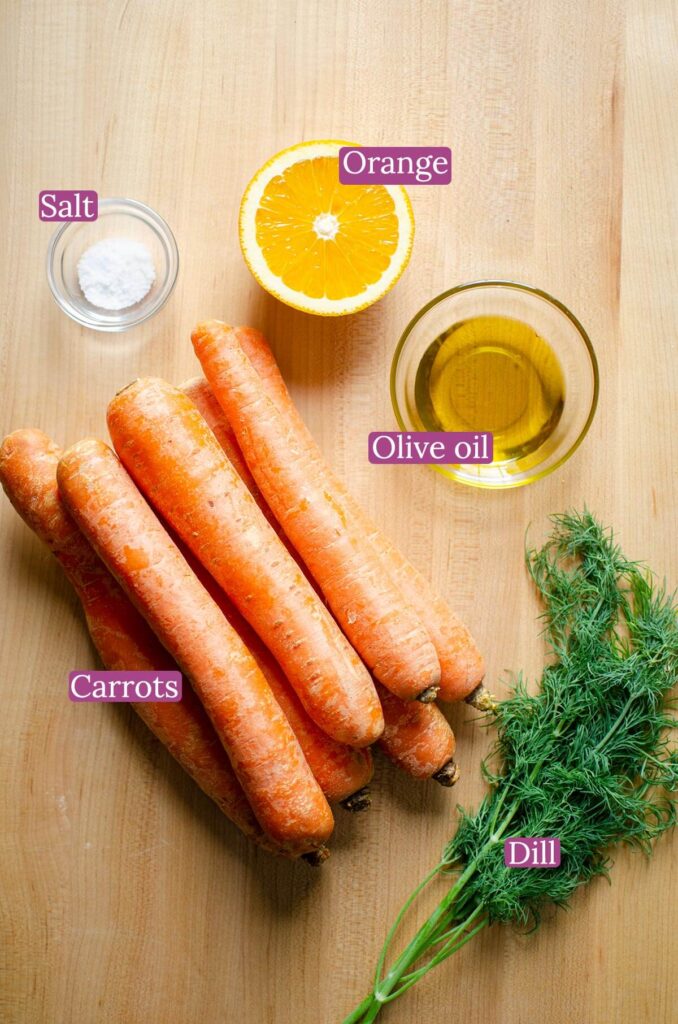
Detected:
[302,845,331,867]
[339,786,371,813]
[432,759,461,787]
[416,685,440,704]
[464,683,498,713]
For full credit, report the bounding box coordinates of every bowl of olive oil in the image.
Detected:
[391,281,598,488]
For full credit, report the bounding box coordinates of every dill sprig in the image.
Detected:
[343,511,678,1024]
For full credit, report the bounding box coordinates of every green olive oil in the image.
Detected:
[413,315,565,462]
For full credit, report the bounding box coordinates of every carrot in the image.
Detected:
[0,428,279,852]
[107,377,382,748]
[181,377,458,791]
[173,528,374,808]
[56,437,334,856]
[376,684,459,785]
[192,321,441,703]
[210,325,485,703]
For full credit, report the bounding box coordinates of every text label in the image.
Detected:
[69,670,182,703]
[339,147,452,185]
[368,431,492,465]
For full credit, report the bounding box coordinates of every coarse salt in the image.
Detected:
[77,237,156,311]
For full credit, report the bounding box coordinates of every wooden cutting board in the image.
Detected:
[1,2,676,1022]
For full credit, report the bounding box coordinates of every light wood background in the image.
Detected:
[1,2,676,1022]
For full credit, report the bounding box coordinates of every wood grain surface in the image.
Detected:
[1,2,676,1022]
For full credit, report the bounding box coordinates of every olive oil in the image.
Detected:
[413,315,565,462]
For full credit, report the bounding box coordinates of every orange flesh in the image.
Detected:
[255,156,399,299]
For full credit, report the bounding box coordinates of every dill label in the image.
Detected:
[344,512,677,1024]
[503,838,561,868]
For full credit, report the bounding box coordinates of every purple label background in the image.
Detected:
[369,431,492,465]
[339,147,452,185]
[39,190,98,221]
[69,670,182,702]
[504,838,561,868]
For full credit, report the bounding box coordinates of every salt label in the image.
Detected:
[39,190,98,221]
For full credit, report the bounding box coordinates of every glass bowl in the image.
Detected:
[46,198,179,332]
[391,281,599,489]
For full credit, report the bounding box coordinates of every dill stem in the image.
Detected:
[593,693,637,753]
[417,901,484,957]
[341,995,374,1024]
[346,901,486,1023]
[367,868,470,995]
[392,907,487,993]
[372,863,441,989]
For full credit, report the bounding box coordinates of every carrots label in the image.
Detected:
[69,671,182,702]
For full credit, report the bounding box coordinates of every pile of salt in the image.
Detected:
[77,237,156,311]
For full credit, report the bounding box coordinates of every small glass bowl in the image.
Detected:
[46,198,179,332]
[391,281,599,489]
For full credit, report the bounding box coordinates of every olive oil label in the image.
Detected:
[413,315,565,465]
[369,431,492,465]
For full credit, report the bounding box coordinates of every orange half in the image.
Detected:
[239,140,414,316]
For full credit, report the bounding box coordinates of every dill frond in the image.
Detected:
[343,511,677,1024]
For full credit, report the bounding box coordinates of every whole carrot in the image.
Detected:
[192,321,441,703]
[0,429,277,852]
[56,437,334,857]
[212,325,485,703]
[107,377,383,748]
[376,684,459,785]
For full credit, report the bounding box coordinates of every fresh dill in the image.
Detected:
[343,511,678,1024]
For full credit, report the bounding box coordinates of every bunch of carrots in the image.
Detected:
[0,322,487,863]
